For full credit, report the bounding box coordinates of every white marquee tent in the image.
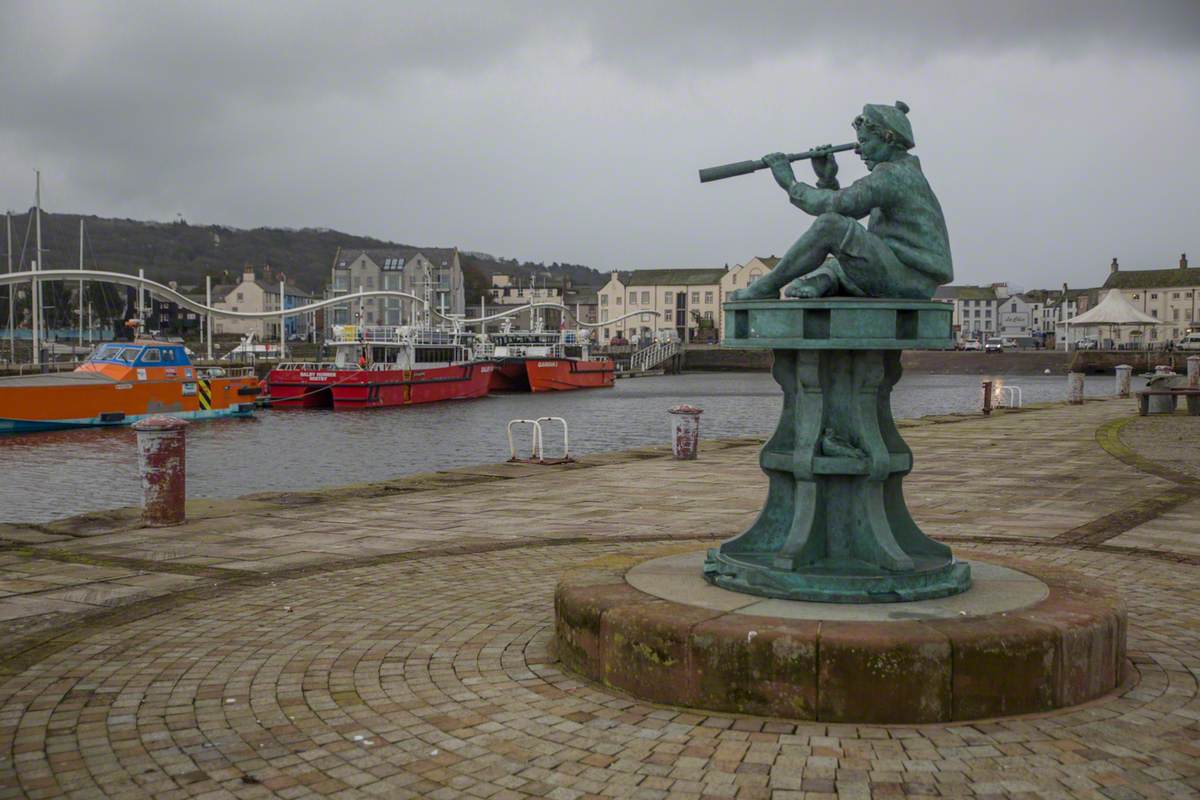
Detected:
[1058,289,1164,350]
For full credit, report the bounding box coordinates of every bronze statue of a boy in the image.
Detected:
[730,101,952,301]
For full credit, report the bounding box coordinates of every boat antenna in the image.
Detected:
[5,210,11,363]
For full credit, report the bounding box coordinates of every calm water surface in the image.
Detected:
[0,371,1135,523]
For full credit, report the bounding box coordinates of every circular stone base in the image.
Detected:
[555,549,1127,724]
[703,549,972,603]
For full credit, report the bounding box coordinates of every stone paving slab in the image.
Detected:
[0,398,1198,798]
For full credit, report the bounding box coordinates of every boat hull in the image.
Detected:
[488,360,531,392]
[265,368,337,408]
[0,374,258,434]
[330,363,493,409]
[525,358,614,392]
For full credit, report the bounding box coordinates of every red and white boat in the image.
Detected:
[487,328,613,393]
[267,325,492,410]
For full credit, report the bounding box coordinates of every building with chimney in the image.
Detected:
[1101,254,1198,344]
[211,265,314,339]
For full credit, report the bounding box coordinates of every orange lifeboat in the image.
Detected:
[0,340,260,434]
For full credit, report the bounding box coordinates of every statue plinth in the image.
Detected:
[704,298,970,602]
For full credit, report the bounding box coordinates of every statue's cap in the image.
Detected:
[857,101,914,148]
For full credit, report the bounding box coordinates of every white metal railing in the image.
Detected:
[506,416,572,464]
[630,339,681,372]
[999,386,1023,408]
[276,362,338,371]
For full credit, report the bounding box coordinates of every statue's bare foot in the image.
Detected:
[728,283,780,301]
[784,272,835,298]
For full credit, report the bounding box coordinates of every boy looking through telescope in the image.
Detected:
[727,101,953,301]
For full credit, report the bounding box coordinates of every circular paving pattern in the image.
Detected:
[0,540,1197,799]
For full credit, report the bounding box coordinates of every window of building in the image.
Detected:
[366,276,375,289]
[691,292,700,304]
[366,311,374,323]
[704,311,713,320]
[641,291,650,304]
[628,294,637,306]
[985,310,992,317]
[664,292,673,304]
[616,296,622,305]
[601,310,608,322]
[604,328,610,339]
[1010,303,1017,312]
[749,270,762,283]
[231,306,238,312]
[705,291,714,304]
[236,292,244,301]
[1133,294,1140,300]
[1150,293,1158,299]
[601,295,608,305]
[1152,309,1158,318]
[1173,293,1181,299]
[1174,308,1180,320]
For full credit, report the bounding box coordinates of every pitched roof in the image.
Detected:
[1066,290,1163,326]
[336,247,459,269]
[624,268,728,286]
[933,285,998,301]
[1103,267,1199,290]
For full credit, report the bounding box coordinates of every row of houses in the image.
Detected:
[935,253,1196,347]
[144,247,1199,349]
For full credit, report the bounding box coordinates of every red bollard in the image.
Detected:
[981,381,994,416]
[132,416,188,526]
[669,405,703,460]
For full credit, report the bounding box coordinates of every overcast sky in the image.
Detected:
[2,1,1198,289]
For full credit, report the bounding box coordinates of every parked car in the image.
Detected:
[984,337,1004,353]
[960,339,982,351]
[1179,333,1200,351]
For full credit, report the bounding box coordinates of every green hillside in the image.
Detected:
[0,210,604,302]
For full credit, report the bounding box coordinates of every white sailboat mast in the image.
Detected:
[33,170,42,367]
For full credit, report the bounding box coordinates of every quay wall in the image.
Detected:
[682,345,1075,375]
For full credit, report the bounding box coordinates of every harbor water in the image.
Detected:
[0,371,1138,524]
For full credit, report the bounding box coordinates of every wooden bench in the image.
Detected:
[1136,387,1200,416]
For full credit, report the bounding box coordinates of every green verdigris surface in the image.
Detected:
[726,101,952,302]
[702,103,968,602]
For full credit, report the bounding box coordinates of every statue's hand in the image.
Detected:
[762,152,795,190]
[810,144,839,189]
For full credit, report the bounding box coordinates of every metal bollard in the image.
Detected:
[1067,371,1085,405]
[1115,364,1132,398]
[1190,355,1200,388]
[980,380,993,415]
[668,405,703,460]
[133,416,188,526]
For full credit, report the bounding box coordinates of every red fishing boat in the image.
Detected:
[487,328,613,393]
[267,325,492,410]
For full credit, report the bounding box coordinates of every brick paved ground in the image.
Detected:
[1,398,1199,799]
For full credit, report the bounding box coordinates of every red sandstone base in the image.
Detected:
[554,551,1127,724]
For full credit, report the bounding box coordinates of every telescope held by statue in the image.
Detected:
[698,142,859,184]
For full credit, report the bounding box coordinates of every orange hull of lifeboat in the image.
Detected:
[524,358,614,392]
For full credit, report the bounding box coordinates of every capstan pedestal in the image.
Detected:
[703,298,970,602]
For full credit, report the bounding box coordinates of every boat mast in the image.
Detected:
[205,275,213,360]
[78,218,84,351]
[33,170,42,367]
[5,211,11,363]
